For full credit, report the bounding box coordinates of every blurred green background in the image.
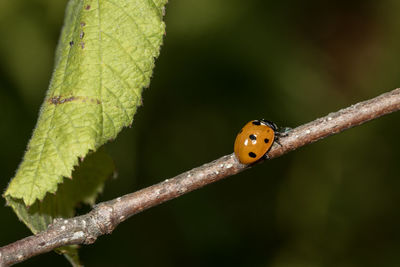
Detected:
[1,0,400,266]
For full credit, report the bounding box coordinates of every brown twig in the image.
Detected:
[1,88,400,266]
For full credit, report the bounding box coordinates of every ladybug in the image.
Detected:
[234,119,278,164]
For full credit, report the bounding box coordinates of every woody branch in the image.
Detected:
[1,88,400,267]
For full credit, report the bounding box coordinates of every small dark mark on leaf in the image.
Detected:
[80,42,85,49]
[59,97,75,104]
[85,5,91,10]
[48,95,101,105]
[79,31,85,39]
[80,22,86,27]
[65,96,76,103]
[50,96,61,105]
[69,41,74,46]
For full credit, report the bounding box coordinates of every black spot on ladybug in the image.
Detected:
[249,134,256,140]
[252,120,261,126]
[248,152,257,158]
[264,138,270,143]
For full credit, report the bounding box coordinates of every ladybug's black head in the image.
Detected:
[259,119,278,131]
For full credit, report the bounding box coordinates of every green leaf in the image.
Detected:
[57,246,83,267]
[5,149,114,231]
[4,0,167,206]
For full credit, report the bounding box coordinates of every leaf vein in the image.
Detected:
[103,0,157,51]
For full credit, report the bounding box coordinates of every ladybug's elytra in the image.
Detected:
[234,119,278,164]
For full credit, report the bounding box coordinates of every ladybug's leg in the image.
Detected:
[263,141,278,160]
[275,137,283,147]
[263,144,275,160]
[276,127,291,137]
[263,153,271,160]
[274,127,291,147]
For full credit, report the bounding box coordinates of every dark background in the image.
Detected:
[1,0,400,266]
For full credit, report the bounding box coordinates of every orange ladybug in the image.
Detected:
[234,119,278,164]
